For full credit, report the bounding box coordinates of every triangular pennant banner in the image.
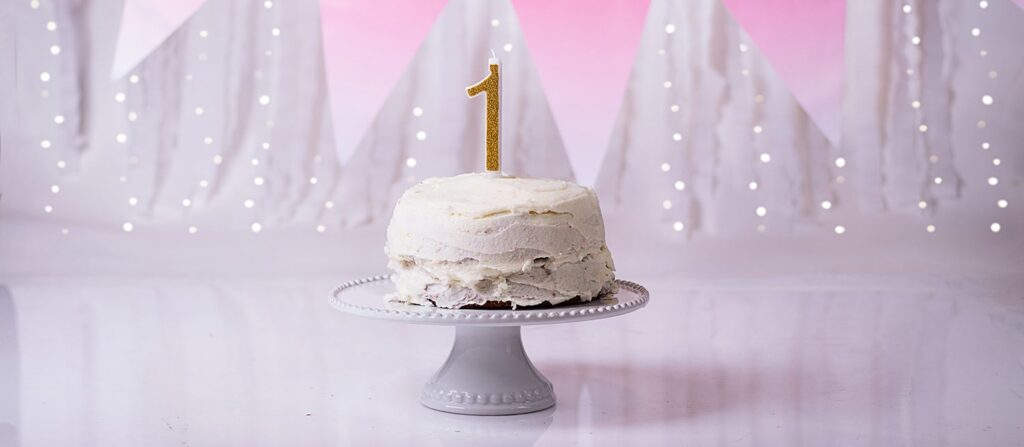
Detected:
[110,0,208,79]
[319,0,446,164]
[512,0,649,185]
[721,0,845,146]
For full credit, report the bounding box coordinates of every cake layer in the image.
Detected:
[385,172,615,308]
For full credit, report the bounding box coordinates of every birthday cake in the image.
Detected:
[385,172,616,309]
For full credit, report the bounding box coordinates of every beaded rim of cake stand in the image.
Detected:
[329,275,649,324]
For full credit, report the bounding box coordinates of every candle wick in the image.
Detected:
[490,49,497,59]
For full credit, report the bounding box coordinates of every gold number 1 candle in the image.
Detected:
[466,53,501,172]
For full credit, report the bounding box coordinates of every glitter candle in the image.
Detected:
[467,52,501,172]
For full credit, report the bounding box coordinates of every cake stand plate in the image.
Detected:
[329,275,649,416]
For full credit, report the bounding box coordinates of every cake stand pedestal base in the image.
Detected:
[421,326,555,416]
[330,276,648,416]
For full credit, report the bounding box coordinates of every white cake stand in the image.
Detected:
[329,275,649,416]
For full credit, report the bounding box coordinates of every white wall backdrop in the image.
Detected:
[0,0,1021,274]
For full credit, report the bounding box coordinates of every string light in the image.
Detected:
[491,19,500,27]
[662,200,672,210]
[834,225,846,235]
[834,157,846,168]
[755,206,767,217]
[674,181,685,191]
[122,222,134,233]
[416,131,427,141]
[987,177,998,186]
[748,181,758,191]
[759,153,771,163]
[412,106,423,117]
[926,224,936,233]
[406,157,417,168]
[660,163,671,172]
[821,200,832,210]
[251,223,263,233]
[672,221,684,232]
[990,223,1001,233]
[664,24,675,34]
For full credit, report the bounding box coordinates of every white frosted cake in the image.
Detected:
[385,172,616,309]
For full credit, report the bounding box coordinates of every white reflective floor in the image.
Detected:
[2,274,1023,446]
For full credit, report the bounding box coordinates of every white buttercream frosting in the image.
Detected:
[385,172,616,308]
